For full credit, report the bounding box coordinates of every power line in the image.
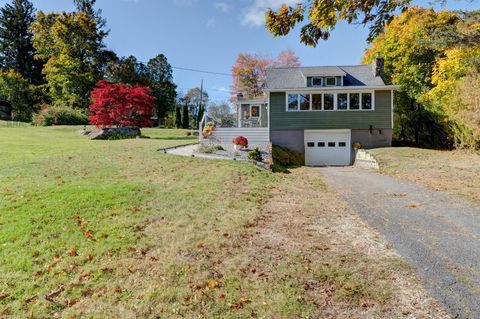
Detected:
[172,66,231,77]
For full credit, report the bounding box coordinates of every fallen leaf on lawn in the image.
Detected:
[207,280,219,290]
[83,230,95,240]
[405,203,420,208]
[32,251,39,257]
[86,255,93,261]
[314,244,330,251]
[222,233,229,238]
[66,249,78,257]
[65,299,78,307]
[45,286,65,302]
[101,267,113,273]
[53,252,61,260]
[114,287,122,293]
[218,293,225,300]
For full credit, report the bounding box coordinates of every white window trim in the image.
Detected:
[311,76,323,87]
[325,77,337,87]
[285,91,375,112]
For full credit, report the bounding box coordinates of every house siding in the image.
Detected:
[270,90,392,130]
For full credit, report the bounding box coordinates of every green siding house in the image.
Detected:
[202,56,398,166]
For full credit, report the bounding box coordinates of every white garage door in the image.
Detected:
[304,130,351,166]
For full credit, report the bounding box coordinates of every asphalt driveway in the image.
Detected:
[319,167,480,319]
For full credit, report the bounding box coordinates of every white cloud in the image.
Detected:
[214,2,231,13]
[241,0,297,27]
[206,17,216,28]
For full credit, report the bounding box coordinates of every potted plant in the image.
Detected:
[202,123,215,139]
[232,136,248,151]
[352,142,363,150]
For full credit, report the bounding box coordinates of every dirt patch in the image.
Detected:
[238,167,450,318]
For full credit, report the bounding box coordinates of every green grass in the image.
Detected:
[0,125,278,317]
[370,147,480,203]
[0,127,442,317]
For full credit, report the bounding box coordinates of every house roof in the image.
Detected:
[266,64,386,90]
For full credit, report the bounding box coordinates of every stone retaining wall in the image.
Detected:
[354,149,380,170]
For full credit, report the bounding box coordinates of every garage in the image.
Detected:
[304,130,351,166]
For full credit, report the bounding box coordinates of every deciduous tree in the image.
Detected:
[32,11,103,107]
[89,80,155,128]
[265,0,412,46]
[230,50,301,101]
[185,87,208,128]
[0,69,36,121]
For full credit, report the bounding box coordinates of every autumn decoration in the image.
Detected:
[232,136,248,150]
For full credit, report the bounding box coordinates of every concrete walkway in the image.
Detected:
[165,144,233,161]
[319,167,480,319]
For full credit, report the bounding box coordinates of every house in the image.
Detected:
[0,101,12,121]
[201,56,399,166]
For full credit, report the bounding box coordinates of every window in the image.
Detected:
[339,142,346,147]
[337,93,348,110]
[299,94,310,110]
[288,94,298,111]
[307,142,314,147]
[349,93,360,110]
[312,77,323,87]
[328,142,336,147]
[324,93,334,110]
[318,142,325,147]
[251,105,260,117]
[362,93,372,110]
[312,94,322,110]
[325,77,337,86]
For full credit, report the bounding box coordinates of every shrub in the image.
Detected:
[89,80,155,128]
[33,105,89,126]
[232,136,248,148]
[247,147,263,162]
[164,115,175,128]
[272,145,304,172]
[198,144,224,154]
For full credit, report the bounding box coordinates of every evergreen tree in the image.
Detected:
[175,105,182,128]
[0,0,43,84]
[182,101,189,129]
[73,0,110,79]
[147,54,177,126]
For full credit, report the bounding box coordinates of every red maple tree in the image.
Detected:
[89,80,156,128]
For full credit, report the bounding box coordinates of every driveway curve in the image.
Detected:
[319,167,480,319]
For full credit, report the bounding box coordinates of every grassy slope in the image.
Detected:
[0,126,276,317]
[370,147,480,204]
[0,127,446,318]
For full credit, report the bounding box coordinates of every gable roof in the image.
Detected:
[266,64,386,90]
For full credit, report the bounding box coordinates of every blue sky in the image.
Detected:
[1,0,478,101]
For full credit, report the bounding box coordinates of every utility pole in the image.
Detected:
[199,79,204,129]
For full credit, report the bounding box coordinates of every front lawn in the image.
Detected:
[0,127,447,318]
[370,147,480,204]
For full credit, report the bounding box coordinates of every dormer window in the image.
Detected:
[312,77,323,87]
[325,77,337,86]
